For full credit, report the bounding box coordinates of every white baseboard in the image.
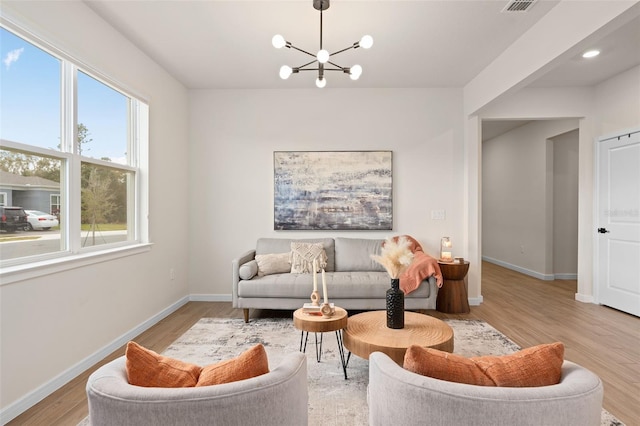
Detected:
[482,256,557,281]
[0,296,189,425]
[554,273,578,280]
[575,293,595,303]
[469,295,483,306]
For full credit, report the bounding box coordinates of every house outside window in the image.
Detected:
[0,23,148,267]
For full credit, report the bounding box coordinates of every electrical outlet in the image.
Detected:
[431,209,446,220]
[520,245,525,254]
[170,268,175,280]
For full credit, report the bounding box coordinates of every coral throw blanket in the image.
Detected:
[393,235,443,295]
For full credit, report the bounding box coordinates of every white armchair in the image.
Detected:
[368,351,603,426]
[87,352,308,426]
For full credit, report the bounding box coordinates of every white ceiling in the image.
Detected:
[84,0,640,91]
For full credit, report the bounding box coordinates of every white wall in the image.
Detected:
[482,119,578,278]
[594,65,640,136]
[552,129,579,277]
[187,89,465,296]
[0,2,190,420]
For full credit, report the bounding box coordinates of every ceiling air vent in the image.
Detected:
[502,0,537,12]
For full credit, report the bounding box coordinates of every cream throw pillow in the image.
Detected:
[255,253,291,276]
[290,242,328,273]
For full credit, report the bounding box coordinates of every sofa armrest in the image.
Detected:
[232,250,256,307]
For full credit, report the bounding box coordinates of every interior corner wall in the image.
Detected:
[0,1,190,419]
[187,89,465,296]
[482,119,578,278]
[552,129,579,277]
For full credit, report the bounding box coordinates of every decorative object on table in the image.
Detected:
[274,151,392,230]
[371,236,414,329]
[303,302,334,314]
[440,237,453,262]
[320,267,335,317]
[310,259,320,306]
[386,278,404,329]
[454,256,464,264]
[272,0,373,89]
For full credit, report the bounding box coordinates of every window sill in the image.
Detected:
[0,243,153,286]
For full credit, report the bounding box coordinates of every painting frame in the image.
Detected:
[274,151,393,230]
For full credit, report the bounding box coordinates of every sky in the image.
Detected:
[1,27,128,164]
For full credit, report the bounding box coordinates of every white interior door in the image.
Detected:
[596,130,640,317]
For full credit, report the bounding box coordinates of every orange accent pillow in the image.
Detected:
[197,343,269,386]
[125,341,202,387]
[404,342,564,387]
[403,346,495,386]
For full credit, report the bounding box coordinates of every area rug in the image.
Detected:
[80,317,623,426]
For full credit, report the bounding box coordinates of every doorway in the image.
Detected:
[481,120,579,282]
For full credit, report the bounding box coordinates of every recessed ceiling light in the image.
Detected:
[582,50,600,59]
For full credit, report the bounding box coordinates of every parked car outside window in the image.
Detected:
[25,210,59,231]
[0,206,28,233]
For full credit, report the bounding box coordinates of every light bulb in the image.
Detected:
[272,34,286,49]
[317,49,330,64]
[279,65,293,80]
[316,77,326,88]
[359,35,373,49]
[350,64,362,80]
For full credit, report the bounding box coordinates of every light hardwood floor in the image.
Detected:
[8,261,640,425]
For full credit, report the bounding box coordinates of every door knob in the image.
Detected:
[597,227,610,234]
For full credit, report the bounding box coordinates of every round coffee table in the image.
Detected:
[293,307,349,379]
[343,311,454,365]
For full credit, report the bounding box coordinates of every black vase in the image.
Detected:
[386,278,404,329]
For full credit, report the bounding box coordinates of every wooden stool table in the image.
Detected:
[342,311,453,365]
[436,260,471,314]
[293,307,349,379]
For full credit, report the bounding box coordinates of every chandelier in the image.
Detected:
[272,0,373,88]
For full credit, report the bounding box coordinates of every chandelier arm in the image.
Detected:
[329,43,358,57]
[288,44,318,59]
[326,61,346,71]
[296,59,319,70]
[295,67,344,72]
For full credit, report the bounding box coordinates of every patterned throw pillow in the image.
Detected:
[290,242,328,273]
[255,253,291,276]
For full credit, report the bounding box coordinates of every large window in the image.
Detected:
[0,23,148,267]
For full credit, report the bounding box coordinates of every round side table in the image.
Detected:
[436,261,471,314]
[293,307,349,379]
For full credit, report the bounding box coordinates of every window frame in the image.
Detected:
[0,17,150,282]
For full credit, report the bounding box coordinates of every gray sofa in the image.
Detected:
[368,351,604,426]
[86,352,308,426]
[232,237,438,322]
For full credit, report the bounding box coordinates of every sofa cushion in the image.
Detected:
[196,344,269,386]
[237,271,431,299]
[334,238,386,272]
[239,259,259,280]
[256,238,336,271]
[290,242,327,273]
[255,253,290,276]
[403,342,564,387]
[125,341,202,388]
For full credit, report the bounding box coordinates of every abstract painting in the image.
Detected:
[274,151,392,230]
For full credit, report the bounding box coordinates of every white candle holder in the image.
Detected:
[310,290,320,306]
[320,302,335,318]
